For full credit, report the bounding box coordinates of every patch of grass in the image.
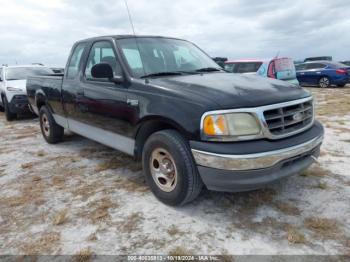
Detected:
[36,150,46,157]
[52,176,65,188]
[87,233,98,241]
[317,182,328,190]
[53,209,68,226]
[89,197,117,223]
[304,217,340,239]
[21,232,60,255]
[119,212,143,234]
[273,201,301,216]
[21,162,34,169]
[237,188,277,215]
[169,246,193,256]
[287,228,307,244]
[3,196,27,207]
[167,225,182,236]
[74,247,92,262]
[115,176,148,193]
[32,176,42,182]
[95,154,140,172]
[300,165,329,177]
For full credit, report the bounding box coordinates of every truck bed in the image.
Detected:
[27,75,64,115]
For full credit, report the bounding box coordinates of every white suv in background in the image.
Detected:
[0,65,54,121]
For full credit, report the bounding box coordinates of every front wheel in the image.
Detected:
[142,130,203,206]
[3,96,17,121]
[39,106,64,144]
[319,77,330,88]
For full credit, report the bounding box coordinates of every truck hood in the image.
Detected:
[6,80,27,93]
[149,72,310,109]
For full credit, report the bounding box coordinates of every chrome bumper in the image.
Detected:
[191,135,323,171]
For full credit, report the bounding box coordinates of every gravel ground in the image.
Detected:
[0,86,349,256]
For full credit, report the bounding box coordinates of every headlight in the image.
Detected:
[7,87,22,92]
[202,112,261,140]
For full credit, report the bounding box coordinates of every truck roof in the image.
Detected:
[77,35,186,43]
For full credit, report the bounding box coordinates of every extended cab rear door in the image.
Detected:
[61,42,88,127]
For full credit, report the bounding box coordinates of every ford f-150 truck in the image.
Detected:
[27,35,324,206]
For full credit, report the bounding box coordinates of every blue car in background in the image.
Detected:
[296,61,350,88]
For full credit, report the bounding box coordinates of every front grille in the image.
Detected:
[263,99,313,136]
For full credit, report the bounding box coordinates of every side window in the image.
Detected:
[85,41,122,80]
[295,64,306,70]
[237,63,260,73]
[67,43,86,79]
[306,63,325,70]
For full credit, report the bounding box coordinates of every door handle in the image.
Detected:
[77,89,84,96]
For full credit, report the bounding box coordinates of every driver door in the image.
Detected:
[75,40,135,155]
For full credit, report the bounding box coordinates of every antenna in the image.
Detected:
[124,0,136,36]
[275,51,280,59]
[123,0,147,78]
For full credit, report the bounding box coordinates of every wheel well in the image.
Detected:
[134,118,187,161]
[36,95,46,110]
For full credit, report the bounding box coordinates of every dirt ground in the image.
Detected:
[0,86,349,256]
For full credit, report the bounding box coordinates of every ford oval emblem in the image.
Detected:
[293,112,303,121]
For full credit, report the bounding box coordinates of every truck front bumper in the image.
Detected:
[8,95,30,114]
[190,121,324,192]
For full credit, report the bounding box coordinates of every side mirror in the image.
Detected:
[91,63,114,79]
[91,63,124,84]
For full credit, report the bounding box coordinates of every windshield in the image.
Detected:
[117,37,221,78]
[5,67,54,80]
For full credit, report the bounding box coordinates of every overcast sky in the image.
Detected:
[0,0,349,67]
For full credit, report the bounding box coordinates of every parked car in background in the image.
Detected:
[340,61,350,66]
[51,67,65,74]
[304,56,332,62]
[296,61,350,88]
[212,57,227,68]
[0,65,54,120]
[224,57,299,85]
[27,35,323,206]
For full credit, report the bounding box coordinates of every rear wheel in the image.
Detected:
[39,106,64,144]
[142,130,203,206]
[319,77,330,88]
[3,96,16,121]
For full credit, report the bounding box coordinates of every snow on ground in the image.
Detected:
[0,87,349,256]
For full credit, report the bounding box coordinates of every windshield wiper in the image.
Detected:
[195,67,223,72]
[140,72,184,78]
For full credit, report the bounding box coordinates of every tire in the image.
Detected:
[3,96,16,121]
[337,84,345,87]
[39,106,64,144]
[142,129,203,206]
[318,76,330,88]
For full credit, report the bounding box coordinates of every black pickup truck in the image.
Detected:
[27,35,324,206]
